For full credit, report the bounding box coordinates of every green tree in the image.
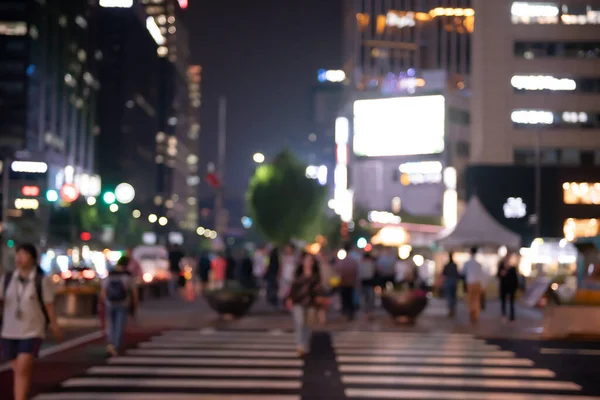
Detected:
[246,149,327,245]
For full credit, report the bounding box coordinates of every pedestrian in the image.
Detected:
[442,252,460,317]
[497,252,519,322]
[124,248,142,281]
[278,244,297,305]
[0,243,63,400]
[101,256,138,357]
[238,249,255,289]
[394,254,410,290]
[462,247,484,323]
[315,250,335,325]
[211,252,227,289]
[168,244,184,297]
[286,252,322,357]
[264,247,280,306]
[225,248,236,284]
[359,252,376,320]
[376,247,395,289]
[198,251,212,293]
[335,243,359,321]
[252,246,267,288]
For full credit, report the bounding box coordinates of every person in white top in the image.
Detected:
[462,247,484,323]
[0,243,62,400]
[278,244,297,302]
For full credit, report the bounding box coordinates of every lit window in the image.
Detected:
[186,154,198,165]
[0,21,27,36]
[562,111,588,123]
[511,110,554,124]
[157,14,167,25]
[157,46,168,57]
[511,2,559,24]
[75,15,87,29]
[168,16,175,24]
[168,26,176,34]
[99,0,133,7]
[561,5,600,25]
[511,75,576,91]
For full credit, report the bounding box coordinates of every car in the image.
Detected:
[61,264,99,286]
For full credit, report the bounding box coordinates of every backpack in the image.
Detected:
[2,267,50,326]
[106,275,128,302]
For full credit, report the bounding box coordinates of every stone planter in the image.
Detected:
[204,289,258,318]
[543,305,600,339]
[381,290,428,324]
[54,287,100,318]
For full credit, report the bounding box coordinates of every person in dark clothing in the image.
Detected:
[168,245,184,296]
[442,252,460,317]
[265,247,280,307]
[198,252,211,291]
[238,250,256,289]
[225,249,236,283]
[334,243,359,321]
[497,253,519,322]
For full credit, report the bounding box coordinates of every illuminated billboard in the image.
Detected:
[353,95,445,157]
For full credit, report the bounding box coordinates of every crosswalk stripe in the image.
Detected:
[162,330,295,337]
[540,348,600,356]
[109,356,303,367]
[139,342,296,350]
[154,335,296,344]
[127,348,297,358]
[62,377,302,389]
[335,348,515,357]
[34,395,301,400]
[336,331,475,338]
[339,365,555,378]
[333,336,486,343]
[87,366,303,377]
[345,389,600,399]
[334,343,501,350]
[337,355,534,366]
[342,375,581,391]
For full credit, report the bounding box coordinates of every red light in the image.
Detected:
[178,0,188,8]
[80,232,91,241]
[60,183,80,203]
[21,186,40,197]
[365,244,373,252]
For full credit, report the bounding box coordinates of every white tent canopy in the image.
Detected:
[437,196,521,249]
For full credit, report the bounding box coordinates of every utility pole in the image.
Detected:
[534,128,542,239]
[1,157,10,272]
[214,97,227,238]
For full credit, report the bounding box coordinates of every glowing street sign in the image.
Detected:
[146,17,165,45]
[15,198,39,210]
[115,182,135,204]
[511,75,576,91]
[99,0,133,7]
[11,161,48,173]
[21,186,40,197]
[60,183,80,203]
[504,197,527,219]
[318,69,346,83]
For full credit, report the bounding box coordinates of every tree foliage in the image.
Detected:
[246,149,327,245]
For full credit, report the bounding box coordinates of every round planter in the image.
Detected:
[204,289,258,318]
[381,290,428,324]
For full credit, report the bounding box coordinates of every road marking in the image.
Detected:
[126,348,297,358]
[87,365,303,377]
[62,377,301,389]
[139,341,295,350]
[152,336,296,344]
[336,331,475,338]
[541,348,600,356]
[335,348,515,357]
[337,355,534,366]
[163,330,295,337]
[108,356,303,367]
[339,364,555,378]
[334,343,501,350]
[0,330,104,373]
[345,389,600,399]
[35,394,300,400]
[342,375,581,391]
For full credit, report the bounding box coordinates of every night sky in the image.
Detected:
[182,0,342,200]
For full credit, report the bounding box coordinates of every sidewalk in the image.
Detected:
[217,296,546,339]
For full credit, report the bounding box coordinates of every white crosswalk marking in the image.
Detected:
[33,329,303,400]
[334,331,596,399]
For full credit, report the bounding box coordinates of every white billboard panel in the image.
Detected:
[353,95,445,157]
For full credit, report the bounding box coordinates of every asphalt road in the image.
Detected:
[27,329,600,400]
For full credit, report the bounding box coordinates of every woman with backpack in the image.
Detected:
[0,243,63,400]
[101,256,138,357]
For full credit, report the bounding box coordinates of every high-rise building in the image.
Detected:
[142,0,200,234]
[336,1,473,234]
[92,3,161,214]
[468,0,600,243]
[0,1,102,245]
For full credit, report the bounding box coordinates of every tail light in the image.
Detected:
[82,270,96,280]
[61,270,72,280]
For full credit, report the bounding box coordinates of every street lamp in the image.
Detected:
[253,152,265,164]
[115,183,135,204]
[109,203,119,213]
[87,197,97,206]
[158,216,168,226]
[148,214,158,223]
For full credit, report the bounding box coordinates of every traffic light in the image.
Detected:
[80,232,91,241]
[46,190,59,202]
[102,192,116,204]
[7,240,14,248]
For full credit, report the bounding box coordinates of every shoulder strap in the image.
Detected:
[34,271,50,325]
